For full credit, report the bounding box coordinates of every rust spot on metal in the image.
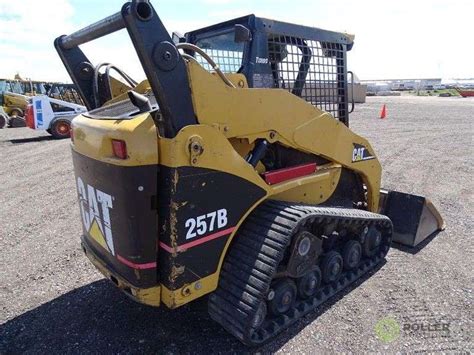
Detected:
[168,170,180,256]
[168,170,189,256]
[166,170,191,288]
[169,264,185,282]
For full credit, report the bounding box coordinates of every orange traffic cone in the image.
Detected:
[379,104,386,119]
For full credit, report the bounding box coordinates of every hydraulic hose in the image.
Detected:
[92,63,138,107]
[176,43,236,88]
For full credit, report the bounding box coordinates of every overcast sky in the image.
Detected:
[0,0,472,82]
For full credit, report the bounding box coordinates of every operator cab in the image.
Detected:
[184,15,354,126]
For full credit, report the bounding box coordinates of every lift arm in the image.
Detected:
[54,0,197,138]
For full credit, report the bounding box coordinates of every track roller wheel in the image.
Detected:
[251,301,267,329]
[268,279,297,315]
[363,226,382,257]
[297,266,322,299]
[321,251,343,283]
[342,240,362,270]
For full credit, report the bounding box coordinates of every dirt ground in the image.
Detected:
[1,96,473,353]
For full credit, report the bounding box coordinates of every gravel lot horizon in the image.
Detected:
[1,95,473,353]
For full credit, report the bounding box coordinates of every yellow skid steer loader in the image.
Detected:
[55,0,445,345]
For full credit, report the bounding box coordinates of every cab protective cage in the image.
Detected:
[185,15,355,125]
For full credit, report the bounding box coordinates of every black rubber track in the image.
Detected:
[208,200,392,345]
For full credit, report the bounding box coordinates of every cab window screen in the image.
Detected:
[268,35,346,121]
[195,31,244,73]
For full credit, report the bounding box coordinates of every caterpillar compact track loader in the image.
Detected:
[55,1,445,345]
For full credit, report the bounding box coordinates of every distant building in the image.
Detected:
[419,78,442,90]
[361,78,442,91]
[390,80,416,90]
[365,82,390,93]
[442,78,474,88]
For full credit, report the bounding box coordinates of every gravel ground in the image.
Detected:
[0,96,473,353]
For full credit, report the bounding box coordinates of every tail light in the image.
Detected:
[112,139,128,159]
[25,104,34,129]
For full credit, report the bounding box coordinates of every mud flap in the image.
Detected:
[379,189,446,247]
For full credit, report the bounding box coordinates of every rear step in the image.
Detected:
[379,189,446,247]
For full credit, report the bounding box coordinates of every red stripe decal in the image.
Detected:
[160,226,235,253]
[159,241,174,253]
[262,162,317,185]
[116,254,157,270]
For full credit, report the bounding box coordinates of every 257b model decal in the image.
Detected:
[185,208,228,240]
[159,208,233,254]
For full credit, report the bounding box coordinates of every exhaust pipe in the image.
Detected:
[379,189,446,247]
